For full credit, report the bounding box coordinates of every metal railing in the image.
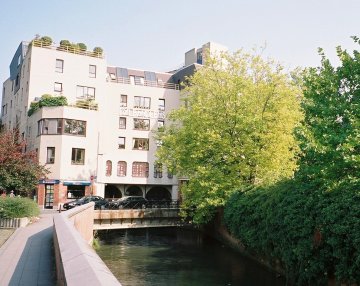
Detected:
[108,76,179,90]
[106,199,179,210]
[30,40,104,58]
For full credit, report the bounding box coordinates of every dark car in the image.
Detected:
[63,196,107,210]
[108,196,148,209]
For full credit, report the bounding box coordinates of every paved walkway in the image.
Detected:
[0,210,57,285]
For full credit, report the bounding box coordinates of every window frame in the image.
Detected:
[158,99,165,111]
[46,147,55,164]
[120,94,127,107]
[132,162,149,177]
[89,65,96,78]
[154,163,163,178]
[54,82,63,93]
[133,118,150,131]
[105,160,112,176]
[119,117,126,129]
[118,136,126,149]
[56,59,64,73]
[132,138,149,150]
[117,161,127,177]
[134,96,151,109]
[71,148,85,165]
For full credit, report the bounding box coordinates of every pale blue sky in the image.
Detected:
[1,0,359,84]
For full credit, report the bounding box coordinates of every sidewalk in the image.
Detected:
[0,210,57,285]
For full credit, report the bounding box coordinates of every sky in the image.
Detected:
[1,0,360,84]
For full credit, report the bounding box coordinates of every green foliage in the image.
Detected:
[224,38,360,284]
[297,41,360,188]
[77,42,87,51]
[0,129,48,196]
[157,51,302,224]
[75,99,98,110]
[224,180,360,285]
[93,47,103,55]
[0,197,40,218]
[28,94,68,116]
[59,39,71,48]
[40,36,52,46]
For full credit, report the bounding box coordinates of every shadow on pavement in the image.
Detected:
[9,226,56,286]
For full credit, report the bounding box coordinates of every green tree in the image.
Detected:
[297,37,360,187]
[0,129,48,196]
[157,51,303,223]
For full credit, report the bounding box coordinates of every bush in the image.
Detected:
[224,179,360,285]
[78,42,87,51]
[93,47,103,56]
[0,197,40,218]
[59,39,71,48]
[28,94,68,116]
[40,36,52,46]
[75,99,98,110]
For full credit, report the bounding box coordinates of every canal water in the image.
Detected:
[96,227,285,286]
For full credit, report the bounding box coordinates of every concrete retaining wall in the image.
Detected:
[53,202,121,286]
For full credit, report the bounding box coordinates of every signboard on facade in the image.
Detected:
[119,108,165,119]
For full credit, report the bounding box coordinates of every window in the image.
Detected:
[133,138,149,150]
[46,147,55,164]
[54,82,63,93]
[71,148,85,165]
[120,94,127,107]
[154,163,163,178]
[17,54,21,66]
[106,160,112,176]
[64,119,86,135]
[158,120,164,129]
[89,65,96,78]
[117,161,127,176]
[118,137,125,149]
[38,119,62,135]
[134,76,144,85]
[56,59,64,73]
[134,118,150,130]
[134,96,151,109]
[119,117,126,129]
[159,99,165,111]
[197,50,203,64]
[132,162,149,177]
[76,85,95,99]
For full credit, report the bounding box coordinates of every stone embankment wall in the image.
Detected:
[53,202,121,286]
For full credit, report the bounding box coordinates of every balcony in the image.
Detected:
[29,40,104,59]
[108,76,179,90]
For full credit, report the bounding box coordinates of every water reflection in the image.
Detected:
[96,228,284,286]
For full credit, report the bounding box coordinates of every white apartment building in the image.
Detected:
[1,39,226,209]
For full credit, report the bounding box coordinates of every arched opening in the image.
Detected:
[125,185,143,197]
[105,160,112,176]
[104,184,121,199]
[146,187,171,201]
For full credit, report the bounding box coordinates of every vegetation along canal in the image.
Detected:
[96,227,284,286]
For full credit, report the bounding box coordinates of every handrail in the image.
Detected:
[108,76,179,90]
[29,40,104,59]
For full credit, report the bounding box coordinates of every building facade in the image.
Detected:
[1,39,226,209]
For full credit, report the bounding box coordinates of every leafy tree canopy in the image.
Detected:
[297,36,360,188]
[0,129,48,196]
[157,50,303,223]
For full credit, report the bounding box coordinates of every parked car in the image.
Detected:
[63,196,107,210]
[107,196,148,209]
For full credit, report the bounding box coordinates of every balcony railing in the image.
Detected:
[108,76,179,90]
[30,40,104,58]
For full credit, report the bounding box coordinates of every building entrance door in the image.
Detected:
[44,184,54,209]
